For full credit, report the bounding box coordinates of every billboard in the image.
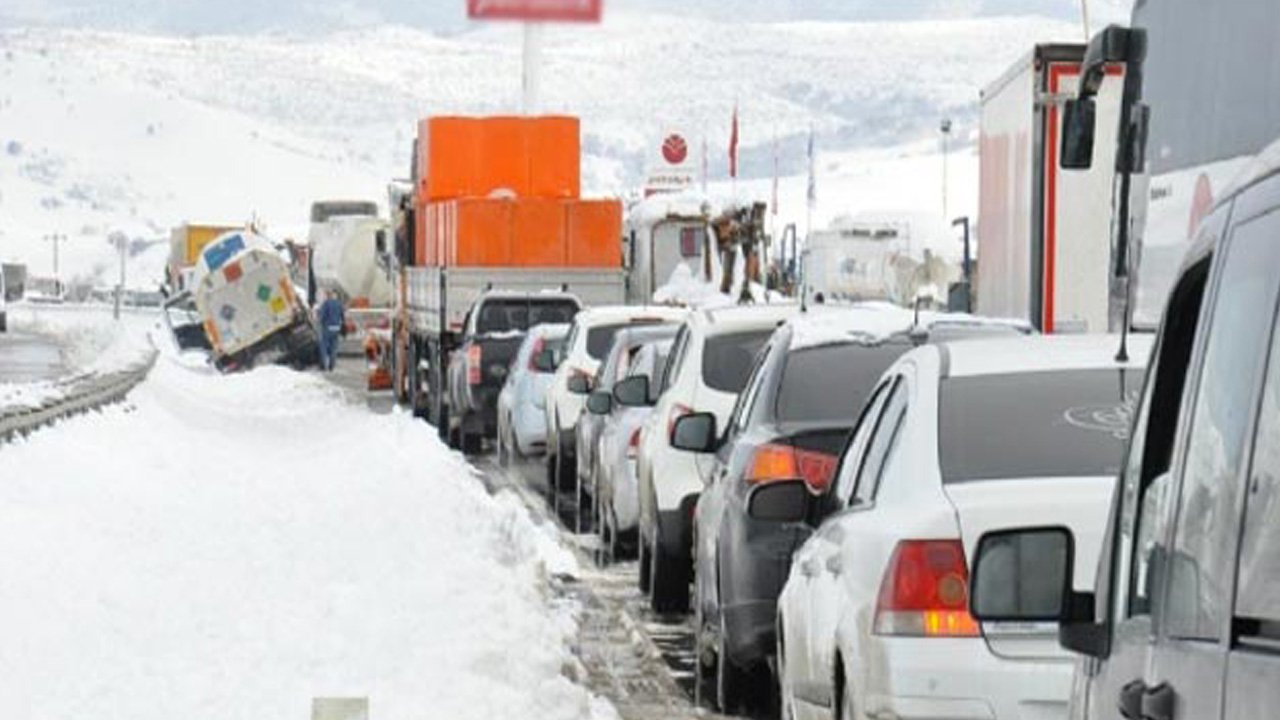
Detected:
[467,0,603,22]
[644,131,697,196]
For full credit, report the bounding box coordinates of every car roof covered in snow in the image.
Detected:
[785,302,1030,351]
[573,305,689,327]
[939,333,1155,378]
[693,302,800,335]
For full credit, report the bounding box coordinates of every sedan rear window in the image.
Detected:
[702,329,774,393]
[587,323,631,360]
[776,343,909,422]
[939,369,1141,483]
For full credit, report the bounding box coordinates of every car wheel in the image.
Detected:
[637,530,652,593]
[716,614,749,715]
[835,657,854,720]
[649,523,689,614]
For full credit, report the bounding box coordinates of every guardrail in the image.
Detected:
[0,351,158,443]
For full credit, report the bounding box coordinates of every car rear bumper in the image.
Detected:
[855,636,1073,720]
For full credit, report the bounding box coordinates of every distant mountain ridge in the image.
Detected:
[2,0,1129,33]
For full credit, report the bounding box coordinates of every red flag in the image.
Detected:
[729,104,739,179]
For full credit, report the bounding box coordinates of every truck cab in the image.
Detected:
[445,291,582,452]
[624,194,712,304]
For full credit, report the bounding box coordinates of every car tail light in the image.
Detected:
[527,337,547,371]
[873,540,980,638]
[666,402,694,439]
[744,443,837,490]
[627,428,643,459]
[467,344,482,385]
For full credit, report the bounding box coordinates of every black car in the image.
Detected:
[676,308,1027,713]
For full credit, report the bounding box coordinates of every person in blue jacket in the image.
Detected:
[316,290,346,372]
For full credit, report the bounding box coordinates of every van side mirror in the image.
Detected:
[533,349,557,373]
[567,374,591,395]
[971,527,1074,622]
[586,389,613,415]
[746,480,812,523]
[613,375,651,408]
[670,412,717,453]
[1060,99,1096,170]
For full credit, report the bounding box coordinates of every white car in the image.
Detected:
[772,333,1152,720]
[591,338,674,558]
[544,305,688,494]
[636,303,798,611]
[496,323,570,465]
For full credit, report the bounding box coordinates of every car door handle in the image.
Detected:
[1141,682,1174,720]
[1119,680,1145,720]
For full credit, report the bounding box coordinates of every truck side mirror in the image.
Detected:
[1060,99,1096,170]
[375,229,387,255]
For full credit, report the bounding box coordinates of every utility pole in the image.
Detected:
[110,231,128,320]
[521,23,543,114]
[940,118,953,221]
[45,233,64,296]
[1080,0,1092,42]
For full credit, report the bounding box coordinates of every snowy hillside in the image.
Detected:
[0,14,1080,287]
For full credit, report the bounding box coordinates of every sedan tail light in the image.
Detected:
[873,539,980,638]
[627,428,643,459]
[467,344,482,385]
[744,443,837,491]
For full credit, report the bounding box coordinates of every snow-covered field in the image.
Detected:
[0,330,610,720]
[0,14,1081,289]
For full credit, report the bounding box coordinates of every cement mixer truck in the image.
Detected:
[192,231,319,372]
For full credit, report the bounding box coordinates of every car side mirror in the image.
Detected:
[670,412,717,453]
[567,374,591,395]
[613,375,651,408]
[971,526,1075,623]
[1061,99,1096,170]
[533,349,557,373]
[586,389,613,415]
[746,479,812,523]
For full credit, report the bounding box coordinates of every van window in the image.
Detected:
[1166,208,1280,641]
[1237,296,1280,627]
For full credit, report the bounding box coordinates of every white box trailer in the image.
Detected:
[977,44,1125,333]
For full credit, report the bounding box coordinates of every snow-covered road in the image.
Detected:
[0,350,613,720]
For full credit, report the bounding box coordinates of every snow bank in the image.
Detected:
[0,350,611,720]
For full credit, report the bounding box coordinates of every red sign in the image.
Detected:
[662,134,688,165]
[467,0,603,22]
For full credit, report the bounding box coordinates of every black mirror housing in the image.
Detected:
[746,479,813,523]
[586,389,613,415]
[970,526,1075,623]
[613,375,651,408]
[375,228,388,255]
[567,374,591,395]
[670,412,717,453]
[1060,99,1097,170]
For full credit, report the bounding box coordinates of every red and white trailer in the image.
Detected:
[977,44,1125,334]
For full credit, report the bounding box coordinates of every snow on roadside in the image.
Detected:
[0,348,614,720]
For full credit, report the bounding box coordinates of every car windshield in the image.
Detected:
[939,368,1141,483]
[476,299,579,334]
[775,342,909,423]
[701,329,774,393]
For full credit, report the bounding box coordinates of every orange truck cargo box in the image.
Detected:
[421,117,482,200]
[513,199,568,266]
[528,116,582,199]
[475,117,532,198]
[566,200,623,267]
[450,199,515,266]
